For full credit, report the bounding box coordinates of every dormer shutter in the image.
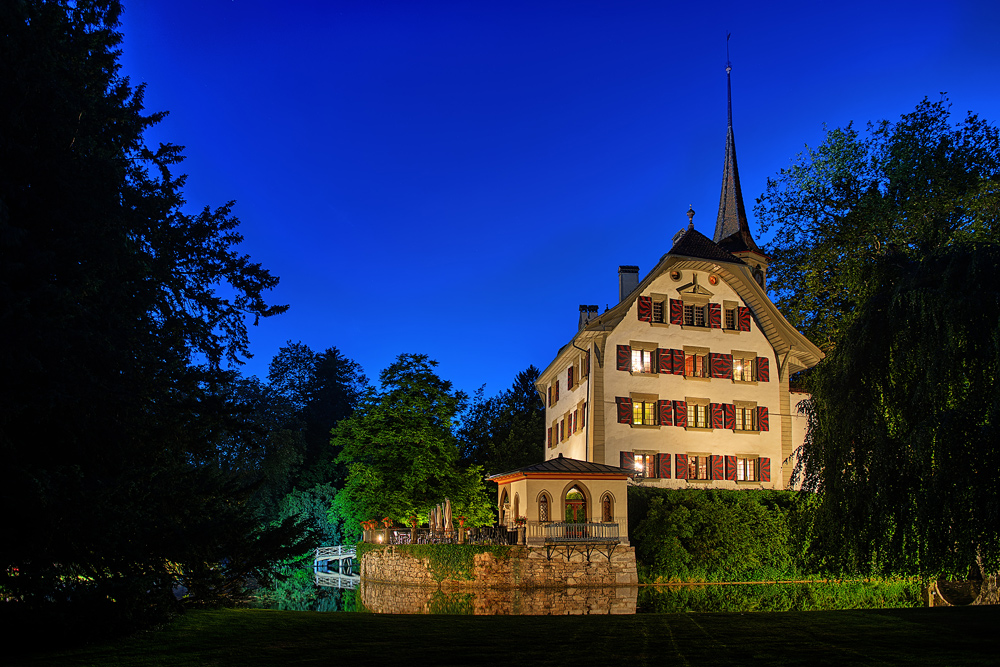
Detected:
[657,399,673,427]
[757,406,769,432]
[708,303,722,328]
[637,296,652,322]
[616,397,633,424]
[616,345,631,372]
[738,306,751,332]
[757,356,770,382]
[669,299,683,325]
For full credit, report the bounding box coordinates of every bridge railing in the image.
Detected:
[315,545,356,560]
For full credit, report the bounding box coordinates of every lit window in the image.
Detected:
[736,457,758,481]
[688,455,709,480]
[733,357,756,382]
[735,406,757,431]
[632,401,658,426]
[685,353,708,378]
[687,404,709,429]
[632,453,656,477]
[631,349,654,373]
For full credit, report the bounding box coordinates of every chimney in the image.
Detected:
[578,304,599,330]
[619,265,639,303]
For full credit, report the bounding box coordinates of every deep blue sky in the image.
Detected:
[119,0,1000,398]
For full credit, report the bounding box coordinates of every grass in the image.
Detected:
[11,606,1000,667]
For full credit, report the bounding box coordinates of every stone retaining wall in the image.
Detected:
[359,581,638,615]
[360,545,638,589]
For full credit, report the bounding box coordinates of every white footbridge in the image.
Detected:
[314,545,360,589]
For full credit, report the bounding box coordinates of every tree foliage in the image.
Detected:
[0,0,305,634]
[458,365,545,476]
[758,97,1000,578]
[331,354,493,539]
[756,96,1000,351]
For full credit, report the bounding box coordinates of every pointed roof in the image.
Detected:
[669,224,746,265]
[713,63,761,254]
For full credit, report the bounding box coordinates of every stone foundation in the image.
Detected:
[360,545,638,589]
[929,575,1000,607]
[359,581,638,615]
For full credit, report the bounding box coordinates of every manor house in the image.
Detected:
[537,66,822,489]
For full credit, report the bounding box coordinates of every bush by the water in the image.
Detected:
[628,487,819,582]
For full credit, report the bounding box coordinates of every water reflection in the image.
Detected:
[255,565,921,614]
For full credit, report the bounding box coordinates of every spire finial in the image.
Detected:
[726,32,733,128]
[687,206,695,229]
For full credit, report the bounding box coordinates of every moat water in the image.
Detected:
[251,561,923,614]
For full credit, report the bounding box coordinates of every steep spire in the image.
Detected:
[713,46,760,253]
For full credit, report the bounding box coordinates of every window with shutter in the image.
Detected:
[669,299,683,324]
[725,455,737,481]
[760,457,771,482]
[673,400,687,427]
[631,349,654,374]
[710,403,724,429]
[615,397,633,424]
[736,457,758,481]
[733,356,755,382]
[657,399,673,427]
[616,345,631,371]
[652,300,665,323]
[738,306,751,332]
[708,303,722,328]
[632,400,658,426]
[723,403,736,429]
[757,406,769,431]
[711,455,725,480]
[675,454,688,479]
[725,307,737,330]
[657,453,672,479]
[657,348,672,374]
[637,295,652,322]
[757,356,770,382]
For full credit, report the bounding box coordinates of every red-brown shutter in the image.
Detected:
[725,455,737,481]
[547,427,552,447]
[573,410,578,433]
[638,295,652,322]
[616,345,631,371]
[620,451,635,472]
[710,403,724,429]
[657,348,672,374]
[673,400,687,427]
[584,350,590,377]
[708,303,722,328]
[759,457,771,482]
[615,397,633,424]
[547,386,552,407]
[657,399,673,427]
[711,455,725,481]
[568,366,574,388]
[710,353,733,379]
[757,406,769,432]
[657,453,672,479]
[675,454,689,479]
[757,356,770,382]
[669,299,683,325]
[738,306,751,332]
[723,403,736,430]
[671,349,685,375]
[555,380,560,403]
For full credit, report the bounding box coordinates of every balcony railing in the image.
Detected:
[541,521,620,543]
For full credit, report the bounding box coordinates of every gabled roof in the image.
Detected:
[488,456,630,480]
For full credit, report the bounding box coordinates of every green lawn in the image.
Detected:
[12,606,1000,667]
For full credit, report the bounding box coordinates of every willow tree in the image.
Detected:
[756,97,1000,577]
